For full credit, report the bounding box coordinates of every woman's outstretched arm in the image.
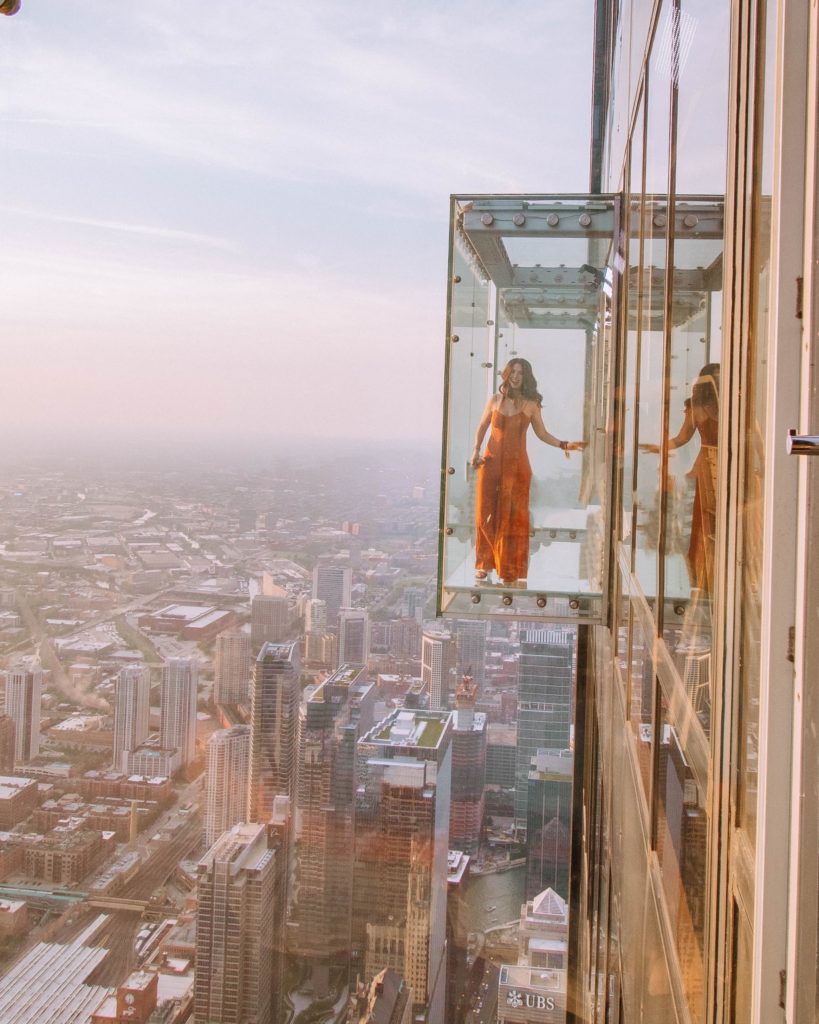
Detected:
[530,404,584,457]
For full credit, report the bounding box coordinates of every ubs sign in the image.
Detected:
[506,988,557,1011]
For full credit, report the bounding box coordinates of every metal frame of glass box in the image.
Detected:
[437,194,621,623]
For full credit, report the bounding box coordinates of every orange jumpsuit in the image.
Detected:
[686,415,718,595]
[475,409,532,580]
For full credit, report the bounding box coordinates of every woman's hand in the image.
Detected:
[470,448,484,468]
[639,443,660,455]
[560,440,587,458]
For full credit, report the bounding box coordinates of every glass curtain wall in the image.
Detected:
[585,0,731,1022]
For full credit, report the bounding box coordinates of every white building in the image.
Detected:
[112,664,150,772]
[160,657,198,768]
[205,725,250,850]
[4,665,41,764]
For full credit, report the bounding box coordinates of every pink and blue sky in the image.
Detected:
[0,1,592,452]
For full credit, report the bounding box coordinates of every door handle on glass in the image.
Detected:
[787,429,819,455]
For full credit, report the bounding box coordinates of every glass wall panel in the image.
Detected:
[731,903,753,1024]
[628,613,653,798]
[634,4,672,601]
[674,0,731,195]
[661,206,723,733]
[441,237,492,594]
[608,0,632,187]
[642,887,678,1023]
[621,96,644,562]
[737,0,776,846]
[655,693,707,1022]
[619,789,648,1021]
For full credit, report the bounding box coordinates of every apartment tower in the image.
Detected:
[214,630,251,705]
[113,664,150,772]
[514,630,573,828]
[195,822,285,1024]
[160,657,198,769]
[337,607,370,668]
[312,564,352,628]
[248,641,300,823]
[205,724,251,850]
[4,665,42,765]
[354,708,452,1024]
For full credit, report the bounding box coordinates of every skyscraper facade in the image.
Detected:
[312,563,352,627]
[293,664,376,987]
[354,708,452,1024]
[453,619,488,691]
[514,630,573,827]
[214,630,251,705]
[525,749,573,901]
[248,641,300,823]
[3,668,40,765]
[250,591,289,650]
[304,597,327,635]
[0,715,15,774]
[160,657,198,768]
[205,724,251,850]
[338,607,370,667]
[195,822,284,1024]
[112,664,150,772]
[448,675,487,855]
[421,630,455,710]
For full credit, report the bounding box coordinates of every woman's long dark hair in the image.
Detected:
[692,362,719,418]
[499,358,543,405]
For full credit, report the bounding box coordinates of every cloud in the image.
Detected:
[0,204,236,249]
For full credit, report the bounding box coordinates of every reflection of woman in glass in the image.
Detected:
[647,363,720,593]
[470,358,584,585]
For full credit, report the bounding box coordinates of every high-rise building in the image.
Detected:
[4,666,42,765]
[248,641,300,823]
[0,714,16,773]
[250,590,289,650]
[448,675,487,856]
[525,749,573,901]
[390,618,422,663]
[354,708,452,1024]
[421,630,456,710]
[113,664,151,773]
[214,630,251,705]
[496,888,568,1024]
[304,597,327,635]
[160,657,198,769]
[401,585,426,622]
[338,607,370,667]
[293,664,376,988]
[312,563,352,627]
[205,724,251,850]
[195,822,285,1024]
[514,630,573,827]
[453,619,488,691]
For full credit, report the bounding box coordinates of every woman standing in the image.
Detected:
[470,358,583,585]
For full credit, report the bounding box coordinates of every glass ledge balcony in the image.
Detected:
[438,195,619,622]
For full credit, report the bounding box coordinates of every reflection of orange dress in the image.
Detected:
[687,416,718,594]
[475,410,532,580]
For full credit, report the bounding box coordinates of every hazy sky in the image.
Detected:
[0,1,593,451]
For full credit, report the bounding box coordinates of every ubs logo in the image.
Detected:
[506,989,556,1011]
